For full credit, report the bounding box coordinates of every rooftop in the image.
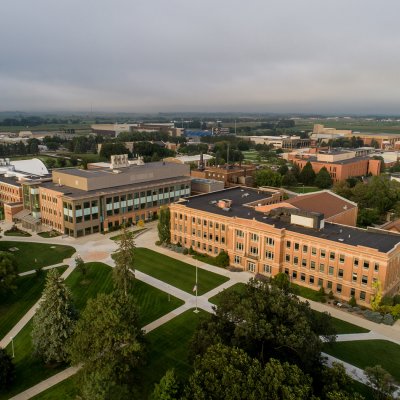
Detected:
[181,187,400,253]
[299,156,372,165]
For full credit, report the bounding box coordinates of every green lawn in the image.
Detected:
[0,266,67,339]
[0,241,75,272]
[330,316,369,334]
[135,248,229,295]
[31,376,79,400]
[208,282,247,305]
[137,309,209,399]
[291,283,326,302]
[4,230,32,237]
[37,230,62,238]
[323,340,400,382]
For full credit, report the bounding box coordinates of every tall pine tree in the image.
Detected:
[113,225,135,296]
[157,206,171,244]
[31,269,77,364]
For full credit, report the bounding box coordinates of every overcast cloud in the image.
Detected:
[1,0,400,114]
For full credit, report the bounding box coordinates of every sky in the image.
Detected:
[1,0,400,114]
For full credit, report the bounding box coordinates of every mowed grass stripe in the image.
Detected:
[323,340,400,381]
[135,248,229,295]
[0,241,75,272]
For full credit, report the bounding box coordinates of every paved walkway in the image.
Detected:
[335,331,400,345]
[0,261,76,348]
[18,262,68,277]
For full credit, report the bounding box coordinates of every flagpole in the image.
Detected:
[194,259,199,313]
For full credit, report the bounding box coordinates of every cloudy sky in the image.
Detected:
[1,0,400,114]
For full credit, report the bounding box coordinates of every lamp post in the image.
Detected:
[10,337,14,358]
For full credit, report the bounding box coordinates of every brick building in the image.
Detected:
[170,187,400,307]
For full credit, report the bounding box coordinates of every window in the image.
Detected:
[292,271,297,279]
[329,266,334,275]
[250,246,259,256]
[327,281,332,289]
[320,250,326,258]
[354,258,359,267]
[338,269,344,278]
[303,245,308,253]
[319,263,325,272]
[294,243,299,251]
[251,233,259,242]
[286,241,291,248]
[203,219,207,226]
[329,252,335,260]
[311,247,317,256]
[363,261,369,270]
[265,251,274,260]
[318,278,323,287]
[362,275,368,285]
[339,254,345,263]
[360,291,366,300]
[301,273,306,282]
[350,288,355,296]
[294,256,299,265]
[234,255,241,264]
[310,261,316,270]
[263,264,272,274]
[285,254,290,262]
[248,262,256,273]
[236,242,244,251]
[236,229,244,237]
[309,276,315,284]
[266,237,274,246]
[374,263,379,272]
[352,272,357,282]
[302,259,307,268]
[221,224,225,231]
[336,284,342,293]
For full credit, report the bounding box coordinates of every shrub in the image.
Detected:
[382,314,394,325]
[393,294,400,305]
[328,290,334,299]
[182,248,189,255]
[188,246,196,255]
[318,286,325,296]
[215,251,230,268]
[364,310,383,324]
[155,240,161,246]
[348,296,357,307]
[380,296,394,306]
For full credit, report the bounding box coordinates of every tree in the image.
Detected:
[113,226,135,297]
[0,252,18,295]
[254,168,283,187]
[0,347,15,391]
[278,163,289,176]
[184,344,313,400]
[152,369,181,400]
[75,256,87,276]
[272,272,291,293]
[315,167,333,189]
[31,269,77,363]
[68,292,145,399]
[299,161,316,185]
[365,365,397,400]
[215,250,229,268]
[291,162,301,179]
[158,207,171,244]
[282,171,298,187]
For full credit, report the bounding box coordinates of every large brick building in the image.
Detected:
[170,187,400,307]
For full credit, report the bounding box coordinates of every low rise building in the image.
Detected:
[240,135,310,149]
[170,187,400,307]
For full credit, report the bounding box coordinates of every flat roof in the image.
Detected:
[41,175,191,200]
[0,176,22,186]
[304,156,371,165]
[181,187,400,253]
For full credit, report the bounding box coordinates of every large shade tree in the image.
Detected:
[0,252,18,295]
[69,291,145,399]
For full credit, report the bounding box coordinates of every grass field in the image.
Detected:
[0,266,67,339]
[330,316,369,334]
[4,230,32,237]
[0,241,75,272]
[2,262,184,399]
[135,248,229,295]
[323,340,400,382]
[31,376,79,400]
[37,230,61,238]
[291,282,326,302]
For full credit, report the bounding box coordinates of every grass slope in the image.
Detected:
[0,266,67,339]
[135,248,229,295]
[208,282,247,305]
[0,241,75,272]
[323,340,400,382]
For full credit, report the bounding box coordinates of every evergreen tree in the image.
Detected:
[75,256,87,276]
[31,269,77,363]
[113,226,135,297]
[0,252,18,295]
[315,167,333,189]
[282,171,298,187]
[157,207,171,244]
[0,347,15,391]
[69,292,145,399]
[291,162,301,179]
[299,161,316,185]
[152,369,181,400]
